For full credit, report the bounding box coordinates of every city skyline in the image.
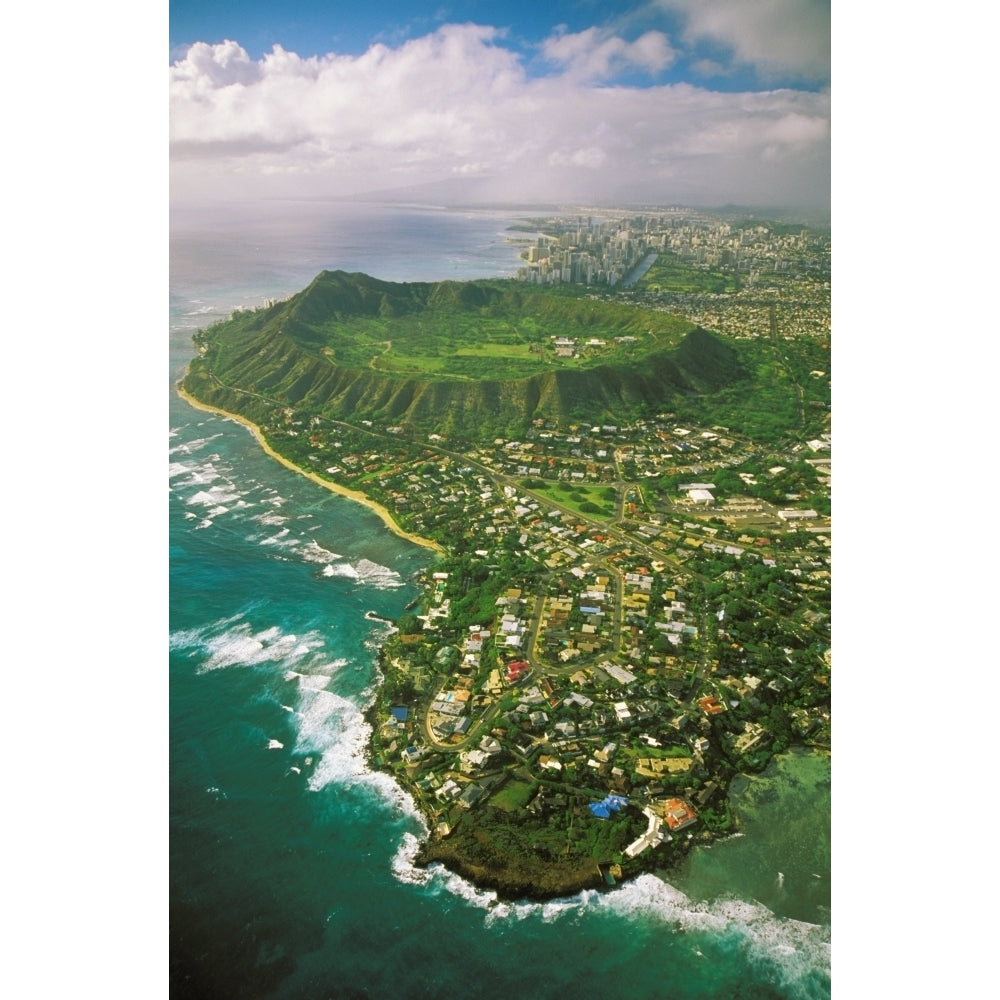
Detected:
[169,1,831,211]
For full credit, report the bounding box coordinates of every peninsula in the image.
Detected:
[182,258,831,901]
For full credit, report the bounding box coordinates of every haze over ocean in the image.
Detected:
[169,201,830,1000]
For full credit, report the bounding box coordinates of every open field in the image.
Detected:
[520,480,618,521]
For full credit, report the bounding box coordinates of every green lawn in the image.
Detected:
[489,780,536,812]
[521,480,618,521]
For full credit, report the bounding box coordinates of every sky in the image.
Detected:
[169,0,831,211]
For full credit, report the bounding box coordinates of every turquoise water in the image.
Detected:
[169,202,830,999]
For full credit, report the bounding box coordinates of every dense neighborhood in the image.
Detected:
[257,375,832,893]
[345,402,831,894]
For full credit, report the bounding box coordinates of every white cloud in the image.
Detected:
[541,27,676,80]
[171,39,262,89]
[657,0,830,82]
[170,25,829,210]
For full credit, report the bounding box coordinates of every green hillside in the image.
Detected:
[184,271,746,438]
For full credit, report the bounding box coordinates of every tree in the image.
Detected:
[397,613,423,635]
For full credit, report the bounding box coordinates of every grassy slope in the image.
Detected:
[184,271,747,437]
[283,271,698,375]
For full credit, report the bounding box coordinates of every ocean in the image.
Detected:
[169,200,831,1000]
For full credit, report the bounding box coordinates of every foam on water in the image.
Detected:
[251,511,289,528]
[322,562,359,580]
[355,558,403,588]
[282,677,429,835]
[171,616,328,674]
[390,832,437,889]
[284,655,348,691]
[362,626,396,653]
[600,874,830,994]
[171,450,283,531]
[285,670,333,691]
[170,612,247,650]
[240,523,352,571]
[169,433,224,457]
[321,558,403,589]
[174,608,431,837]
[411,858,514,913]
[259,527,292,546]
[385,822,606,922]
[296,540,342,565]
[169,458,225,488]
[187,485,245,508]
[385,844,828,995]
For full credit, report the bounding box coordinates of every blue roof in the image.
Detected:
[390,706,409,722]
[589,794,629,818]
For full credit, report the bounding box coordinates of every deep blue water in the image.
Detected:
[169,201,830,1000]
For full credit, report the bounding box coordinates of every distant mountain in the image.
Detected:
[183,270,745,438]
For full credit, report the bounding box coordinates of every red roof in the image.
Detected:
[698,695,725,715]
[506,661,531,683]
[663,798,698,831]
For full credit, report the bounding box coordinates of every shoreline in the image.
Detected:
[175,378,828,906]
[175,380,446,555]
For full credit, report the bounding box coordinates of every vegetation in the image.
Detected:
[416,790,652,900]
[520,480,618,520]
[632,251,739,295]
[662,335,829,444]
[184,270,746,439]
[185,266,831,903]
[196,270,698,375]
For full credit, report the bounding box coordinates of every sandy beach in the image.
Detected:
[176,382,446,555]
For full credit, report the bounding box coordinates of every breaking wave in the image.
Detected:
[169,433,223,457]
[298,687,422,827]
[250,511,289,527]
[170,450,402,585]
[385,849,829,998]
[321,557,403,588]
[174,612,427,832]
[186,485,246,508]
[170,616,327,674]
[297,540,342,565]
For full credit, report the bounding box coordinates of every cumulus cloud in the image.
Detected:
[170,24,829,210]
[541,27,676,80]
[656,0,830,83]
[171,38,262,88]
